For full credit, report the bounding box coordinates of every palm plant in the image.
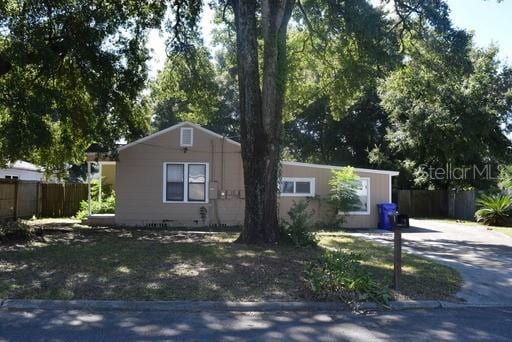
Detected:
[475,194,512,226]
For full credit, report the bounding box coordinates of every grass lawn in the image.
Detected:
[318,234,462,300]
[0,220,461,302]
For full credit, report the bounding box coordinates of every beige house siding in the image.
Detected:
[113,122,395,228]
[279,163,392,228]
[101,163,116,189]
[116,123,245,227]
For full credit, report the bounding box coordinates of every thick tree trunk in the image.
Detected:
[232,0,294,244]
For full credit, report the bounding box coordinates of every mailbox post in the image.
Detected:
[393,219,402,290]
[391,213,409,291]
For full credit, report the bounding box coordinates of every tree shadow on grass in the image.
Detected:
[0,229,320,301]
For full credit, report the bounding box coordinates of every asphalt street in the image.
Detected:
[1,306,511,341]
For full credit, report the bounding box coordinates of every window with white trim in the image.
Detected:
[279,177,315,197]
[4,175,19,180]
[348,178,370,214]
[180,127,193,147]
[164,163,208,203]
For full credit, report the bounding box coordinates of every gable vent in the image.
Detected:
[180,127,193,147]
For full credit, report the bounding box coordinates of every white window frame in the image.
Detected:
[280,177,316,197]
[163,162,209,203]
[180,127,194,147]
[347,177,371,215]
[4,175,19,180]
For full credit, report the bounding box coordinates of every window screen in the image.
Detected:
[282,181,294,193]
[295,181,311,194]
[166,164,184,201]
[188,164,206,201]
[353,179,369,212]
[280,178,314,196]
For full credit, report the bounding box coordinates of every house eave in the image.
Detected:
[117,122,240,153]
[281,161,400,176]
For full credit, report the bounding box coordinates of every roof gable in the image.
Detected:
[118,122,240,152]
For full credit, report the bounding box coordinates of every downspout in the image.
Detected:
[221,137,225,191]
[211,140,220,225]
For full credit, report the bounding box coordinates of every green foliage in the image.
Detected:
[475,193,512,226]
[285,2,399,121]
[283,91,389,167]
[379,29,512,189]
[305,250,390,305]
[151,48,219,129]
[149,45,239,137]
[75,179,115,220]
[329,167,361,215]
[0,0,161,169]
[498,165,512,190]
[280,200,318,247]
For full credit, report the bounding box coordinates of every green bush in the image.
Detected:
[305,250,390,305]
[475,193,512,226]
[76,192,116,220]
[75,178,116,220]
[327,167,361,226]
[498,164,512,189]
[280,200,318,247]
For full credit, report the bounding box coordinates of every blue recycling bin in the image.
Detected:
[377,203,397,230]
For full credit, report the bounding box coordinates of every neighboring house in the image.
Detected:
[0,161,44,181]
[86,122,398,228]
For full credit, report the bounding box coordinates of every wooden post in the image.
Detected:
[13,180,19,220]
[35,182,40,217]
[87,161,92,217]
[98,162,102,209]
[393,224,402,290]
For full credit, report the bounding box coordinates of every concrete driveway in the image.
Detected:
[345,219,512,305]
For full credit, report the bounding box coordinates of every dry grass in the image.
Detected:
[0,227,318,301]
[318,234,462,300]
[0,220,462,301]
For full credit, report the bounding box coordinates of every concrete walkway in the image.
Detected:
[345,219,512,305]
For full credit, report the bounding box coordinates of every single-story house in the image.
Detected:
[86,122,398,228]
[0,161,44,181]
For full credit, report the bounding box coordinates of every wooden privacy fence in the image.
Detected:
[395,189,476,220]
[41,183,88,217]
[0,180,88,220]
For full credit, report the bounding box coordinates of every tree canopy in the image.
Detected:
[377,30,512,189]
[0,0,165,171]
[2,0,512,241]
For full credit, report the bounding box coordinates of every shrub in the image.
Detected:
[498,164,512,190]
[76,191,116,220]
[280,200,318,247]
[0,220,34,243]
[328,167,361,225]
[475,193,512,226]
[75,178,116,220]
[305,250,390,305]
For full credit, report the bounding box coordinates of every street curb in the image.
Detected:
[0,299,349,312]
[1,299,511,312]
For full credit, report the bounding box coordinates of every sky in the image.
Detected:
[146,0,512,78]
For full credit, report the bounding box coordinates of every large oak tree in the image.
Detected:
[1,0,464,243]
[169,0,458,243]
